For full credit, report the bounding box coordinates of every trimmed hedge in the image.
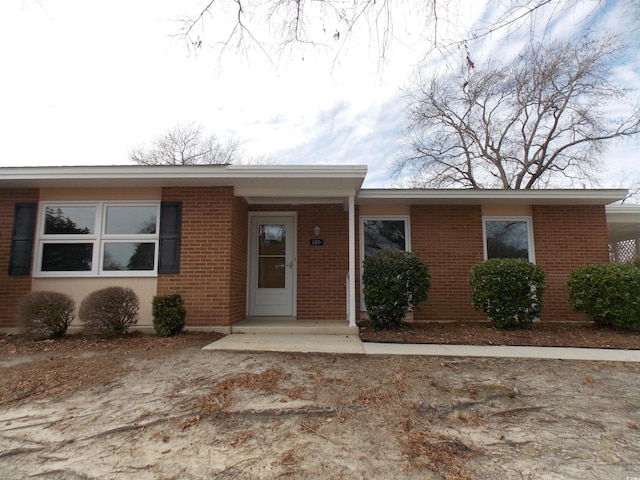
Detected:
[362,249,430,330]
[17,291,75,339]
[469,258,546,329]
[80,286,140,337]
[567,263,640,330]
[152,294,186,336]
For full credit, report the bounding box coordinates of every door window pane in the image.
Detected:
[45,206,95,234]
[41,243,93,271]
[363,220,406,257]
[258,257,285,288]
[259,224,285,255]
[258,224,286,288]
[485,220,530,259]
[105,206,157,234]
[103,242,155,271]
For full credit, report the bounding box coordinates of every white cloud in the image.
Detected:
[0,0,637,190]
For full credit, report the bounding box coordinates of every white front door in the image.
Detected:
[248,214,296,316]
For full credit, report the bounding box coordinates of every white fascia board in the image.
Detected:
[356,189,628,205]
[224,164,369,179]
[606,205,640,222]
[0,164,368,189]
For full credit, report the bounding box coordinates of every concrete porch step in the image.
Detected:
[231,319,358,335]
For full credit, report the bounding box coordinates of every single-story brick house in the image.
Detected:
[0,164,636,333]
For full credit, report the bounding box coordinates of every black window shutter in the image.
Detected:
[158,201,182,274]
[9,203,37,275]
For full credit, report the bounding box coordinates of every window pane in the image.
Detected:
[42,243,93,271]
[258,257,285,288]
[259,224,286,255]
[364,220,406,257]
[486,221,529,259]
[105,206,157,235]
[45,206,95,234]
[103,243,155,271]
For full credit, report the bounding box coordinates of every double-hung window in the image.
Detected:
[483,216,535,262]
[361,216,410,258]
[360,216,411,307]
[36,202,160,276]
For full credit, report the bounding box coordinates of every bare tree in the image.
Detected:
[612,171,640,204]
[393,34,640,189]
[129,122,242,166]
[176,0,637,67]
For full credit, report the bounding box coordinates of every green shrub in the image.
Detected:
[362,249,431,330]
[469,258,546,329]
[567,263,640,329]
[80,286,140,337]
[152,294,186,336]
[17,291,75,339]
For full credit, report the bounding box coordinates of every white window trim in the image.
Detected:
[359,215,411,309]
[482,216,536,263]
[35,201,160,278]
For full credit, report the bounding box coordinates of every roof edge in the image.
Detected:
[357,188,628,205]
[0,164,369,180]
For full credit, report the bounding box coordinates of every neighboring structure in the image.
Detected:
[0,165,632,332]
[607,205,640,263]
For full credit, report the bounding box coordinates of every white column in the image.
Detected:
[348,194,356,327]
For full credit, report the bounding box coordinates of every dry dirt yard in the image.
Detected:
[1,332,640,480]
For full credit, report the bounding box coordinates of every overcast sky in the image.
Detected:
[0,0,638,188]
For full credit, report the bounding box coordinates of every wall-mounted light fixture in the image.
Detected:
[313,225,321,236]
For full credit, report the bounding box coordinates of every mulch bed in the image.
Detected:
[358,321,640,350]
[0,330,223,356]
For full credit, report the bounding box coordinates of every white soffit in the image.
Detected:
[357,189,628,205]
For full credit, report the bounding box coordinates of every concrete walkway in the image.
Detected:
[202,334,640,362]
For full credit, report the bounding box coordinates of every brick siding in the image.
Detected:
[532,205,610,322]
[158,187,240,326]
[229,196,248,323]
[410,205,485,322]
[296,204,348,320]
[0,189,39,328]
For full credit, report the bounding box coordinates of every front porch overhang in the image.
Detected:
[0,164,369,194]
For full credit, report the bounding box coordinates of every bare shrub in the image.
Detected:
[17,291,75,339]
[80,287,140,337]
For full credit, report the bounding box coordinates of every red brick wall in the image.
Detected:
[296,204,348,320]
[0,189,40,328]
[156,193,612,326]
[249,204,349,320]
[158,187,237,326]
[229,196,248,323]
[532,205,610,322]
[410,205,485,322]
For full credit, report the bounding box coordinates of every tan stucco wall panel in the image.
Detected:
[32,277,157,327]
[40,188,162,201]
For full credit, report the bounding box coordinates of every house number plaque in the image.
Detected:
[310,239,324,246]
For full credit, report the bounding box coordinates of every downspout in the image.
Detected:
[348,194,356,327]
